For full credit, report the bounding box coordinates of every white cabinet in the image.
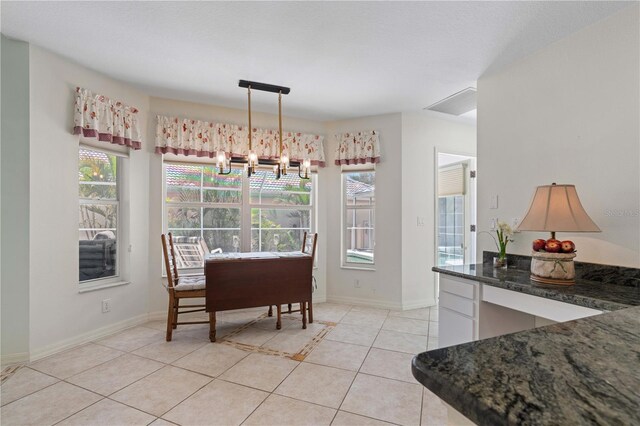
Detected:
[436,273,605,348]
[439,275,479,348]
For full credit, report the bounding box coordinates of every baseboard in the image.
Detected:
[326,295,404,310]
[312,294,327,304]
[29,313,153,362]
[1,352,30,367]
[147,310,167,322]
[402,297,437,310]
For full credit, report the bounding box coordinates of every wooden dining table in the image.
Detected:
[204,251,313,342]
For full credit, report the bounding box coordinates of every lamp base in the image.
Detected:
[530,251,577,285]
[530,274,575,286]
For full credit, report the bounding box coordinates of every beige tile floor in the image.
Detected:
[0,303,459,426]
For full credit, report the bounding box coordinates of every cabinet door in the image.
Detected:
[439,307,475,348]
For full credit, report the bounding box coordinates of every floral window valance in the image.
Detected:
[334,130,381,165]
[73,87,142,150]
[155,115,326,167]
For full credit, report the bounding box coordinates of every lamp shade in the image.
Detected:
[517,184,601,233]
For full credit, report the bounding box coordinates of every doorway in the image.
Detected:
[435,151,476,267]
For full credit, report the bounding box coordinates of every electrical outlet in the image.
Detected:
[102,299,111,313]
[417,216,425,227]
[354,279,361,288]
[512,217,521,231]
[490,218,497,230]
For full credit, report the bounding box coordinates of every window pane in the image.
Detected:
[203,207,241,228]
[203,166,243,189]
[343,172,375,264]
[79,204,117,281]
[203,166,243,203]
[251,208,310,252]
[345,207,374,264]
[437,195,465,267]
[165,164,202,203]
[203,188,242,203]
[167,207,201,229]
[204,230,241,253]
[250,170,312,205]
[79,149,117,200]
[345,172,375,206]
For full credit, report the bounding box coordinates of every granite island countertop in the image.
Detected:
[412,306,640,425]
[414,263,640,425]
[433,263,640,311]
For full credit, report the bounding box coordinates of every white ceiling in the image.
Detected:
[1,1,632,121]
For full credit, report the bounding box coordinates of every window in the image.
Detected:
[342,171,375,266]
[79,148,120,282]
[437,195,464,266]
[250,170,312,252]
[165,164,242,268]
[163,163,314,270]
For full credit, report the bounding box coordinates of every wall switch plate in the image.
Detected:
[102,299,111,313]
[512,217,521,231]
[490,195,499,209]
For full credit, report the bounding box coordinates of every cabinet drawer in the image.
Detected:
[439,291,475,317]
[440,275,477,299]
[438,307,475,348]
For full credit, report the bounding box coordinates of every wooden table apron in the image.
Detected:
[205,255,313,313]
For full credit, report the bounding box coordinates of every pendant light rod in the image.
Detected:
[239,80,290,95]
[278,91,283,156]
[247,86,252,151]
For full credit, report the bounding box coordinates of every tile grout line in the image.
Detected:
[330,307,389,424]
[4,305,436,426]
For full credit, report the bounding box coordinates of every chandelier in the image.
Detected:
[216,80,311,180]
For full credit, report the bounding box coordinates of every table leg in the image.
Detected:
[276,305,282,330]
[301,301,307,329]
[268,306,273,317]
[288,303,292,313]
[209,311,217,342]
[308,301,313,323]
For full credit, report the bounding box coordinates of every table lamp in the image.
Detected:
[516,183,601,285]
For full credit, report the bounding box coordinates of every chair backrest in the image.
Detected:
[301,232,318,261]
[161,233,180,289]
[173,239,206,268]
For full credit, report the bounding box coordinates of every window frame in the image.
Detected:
[78,146,129,291]
[162,161,316,275]
[341,170,376,270]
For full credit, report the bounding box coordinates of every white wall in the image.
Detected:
[324,113,404,309]
[4,40,477,361]
[28,45,152,358]
[1,35,31,362]
[146,97,328,314]
[477,5,640,267]
[401,112,476,308]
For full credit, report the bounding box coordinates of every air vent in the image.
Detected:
[425,87,476,116]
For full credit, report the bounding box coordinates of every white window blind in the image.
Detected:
[438,163,466,196]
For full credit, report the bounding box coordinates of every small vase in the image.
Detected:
[493,256,507,269]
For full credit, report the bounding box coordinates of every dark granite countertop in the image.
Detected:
[433,263,640,311]
[412,306,640,425]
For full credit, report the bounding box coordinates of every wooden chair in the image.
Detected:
[161,233,215,342]
[268,232,318,326]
